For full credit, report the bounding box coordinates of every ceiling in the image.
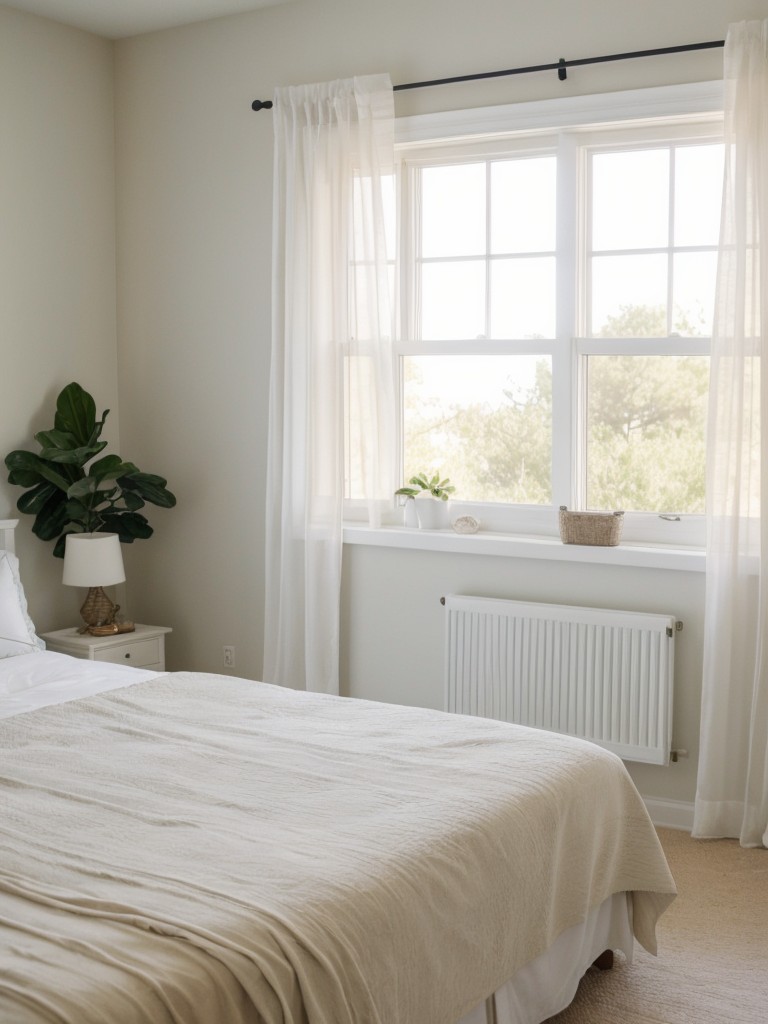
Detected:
[2,0,292,39]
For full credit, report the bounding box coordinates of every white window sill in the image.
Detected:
[343,525,706,572]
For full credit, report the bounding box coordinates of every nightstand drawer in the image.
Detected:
[97,637,162,668]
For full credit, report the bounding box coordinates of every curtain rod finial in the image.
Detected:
[252,99,273,111]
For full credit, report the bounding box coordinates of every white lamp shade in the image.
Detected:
[63,533,126,588]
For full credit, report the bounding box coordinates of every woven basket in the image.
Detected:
[558,506,624,547]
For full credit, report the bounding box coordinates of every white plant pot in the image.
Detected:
[415,497,448,529]
[403,498,419,528]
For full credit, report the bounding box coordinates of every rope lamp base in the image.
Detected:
[77,586,119,633]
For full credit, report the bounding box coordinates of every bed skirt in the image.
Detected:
[459,892,633,1024]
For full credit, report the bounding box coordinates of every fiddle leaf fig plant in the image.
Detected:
[5,382,176,558]
[395,472,455,501]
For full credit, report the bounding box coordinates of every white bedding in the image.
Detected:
[0,664,676,1024]
[0,650,158,718]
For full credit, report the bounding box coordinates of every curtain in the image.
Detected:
[693,20,768,848]
[263,75,396,694]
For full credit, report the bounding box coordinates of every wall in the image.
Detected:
[0,5,119,631]
[109,0,764,818]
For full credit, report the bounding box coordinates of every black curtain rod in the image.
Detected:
[251,39,724,111]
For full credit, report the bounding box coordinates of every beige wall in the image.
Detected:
[4,0,768,816]
[0,5,119,631]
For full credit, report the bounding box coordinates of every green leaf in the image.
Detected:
[31,490,70,542]
[54,383,99,446]
[63,497,92,524]
[395,487,419,497]
[38,440,108,465]
[119,472,176,508]
[17,482,58,515]
[67,477,98,499]
[34,429,78,452]
[88,455,135,483]
[85,410,108,449]
[6,450,46,484]
[99,511,152,542]
[6,450,71,493]
[121,491,146,511]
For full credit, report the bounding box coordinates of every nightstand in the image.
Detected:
[40,624,172,672]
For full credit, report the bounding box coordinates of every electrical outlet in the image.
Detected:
[223,645,235,668]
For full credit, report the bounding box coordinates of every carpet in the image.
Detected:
[546,827,768,1023]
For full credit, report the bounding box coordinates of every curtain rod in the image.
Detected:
[251,39,725,111]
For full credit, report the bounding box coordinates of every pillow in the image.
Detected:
[0,550,45,658]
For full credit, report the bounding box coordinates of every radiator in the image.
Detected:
[444,595,675,765]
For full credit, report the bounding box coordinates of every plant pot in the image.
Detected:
[415,497,448,530]
[403,498,419,528]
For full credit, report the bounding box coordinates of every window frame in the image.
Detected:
[345,81,724,548]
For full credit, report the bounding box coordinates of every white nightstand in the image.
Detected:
[40,624,172,672]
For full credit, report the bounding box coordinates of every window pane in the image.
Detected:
[674,144,724,247]
[592,149,669,251]
[491,157,556,253]
[421,261,485,339]
[591,254,668,336]
[585,355,708,514]
[403,355,552,504]
[422,163,486,258]
[490,257,556,339]
[672,251,718,336]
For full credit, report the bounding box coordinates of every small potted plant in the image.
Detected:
[395,472,455,529]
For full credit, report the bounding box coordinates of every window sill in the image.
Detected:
[343,525,706,572]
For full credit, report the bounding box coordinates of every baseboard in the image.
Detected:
[643,796,694,832]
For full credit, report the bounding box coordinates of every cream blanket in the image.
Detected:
[0,673,675,1024]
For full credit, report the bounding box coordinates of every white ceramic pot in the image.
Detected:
[403,498,419,528]
[415,497,448,529]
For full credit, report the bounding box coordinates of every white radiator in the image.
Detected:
[444,595,676,765]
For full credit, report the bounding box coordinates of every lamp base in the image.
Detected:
[77,587,119,632]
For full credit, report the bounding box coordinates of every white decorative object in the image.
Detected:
[452,515,480,535]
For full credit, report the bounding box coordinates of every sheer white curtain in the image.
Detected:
[693,20,768,848]
[263,75,396,694]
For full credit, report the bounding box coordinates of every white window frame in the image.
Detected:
[345,81,724,548]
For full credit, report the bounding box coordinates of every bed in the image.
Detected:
[0,521,676,1024]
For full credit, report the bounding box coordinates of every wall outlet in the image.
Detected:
[223,645,235,668]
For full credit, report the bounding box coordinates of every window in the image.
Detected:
[392,97,723,544]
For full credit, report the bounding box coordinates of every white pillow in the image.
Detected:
[0,550,45,658]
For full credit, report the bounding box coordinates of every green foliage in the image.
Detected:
[5,382,176,558]
[396,472,455,501]
[586,354,707,513]
[402,304,708,514]
[403,359,551,505]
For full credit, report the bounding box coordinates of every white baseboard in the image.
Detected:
[643,796,694,832]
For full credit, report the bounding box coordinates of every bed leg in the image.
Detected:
[592,949,614,971]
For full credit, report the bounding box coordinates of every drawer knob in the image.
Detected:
[124,652,131,659]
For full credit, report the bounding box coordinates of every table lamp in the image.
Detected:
[63,533,126,633]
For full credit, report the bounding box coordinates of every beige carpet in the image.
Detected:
[546,828,768,1024]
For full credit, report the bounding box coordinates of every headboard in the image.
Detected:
[0,519,18,554]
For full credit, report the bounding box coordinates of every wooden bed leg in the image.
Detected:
[592,949,614,971]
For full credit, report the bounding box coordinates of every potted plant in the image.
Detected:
[395,472,455,529]
[5,382,176,558]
